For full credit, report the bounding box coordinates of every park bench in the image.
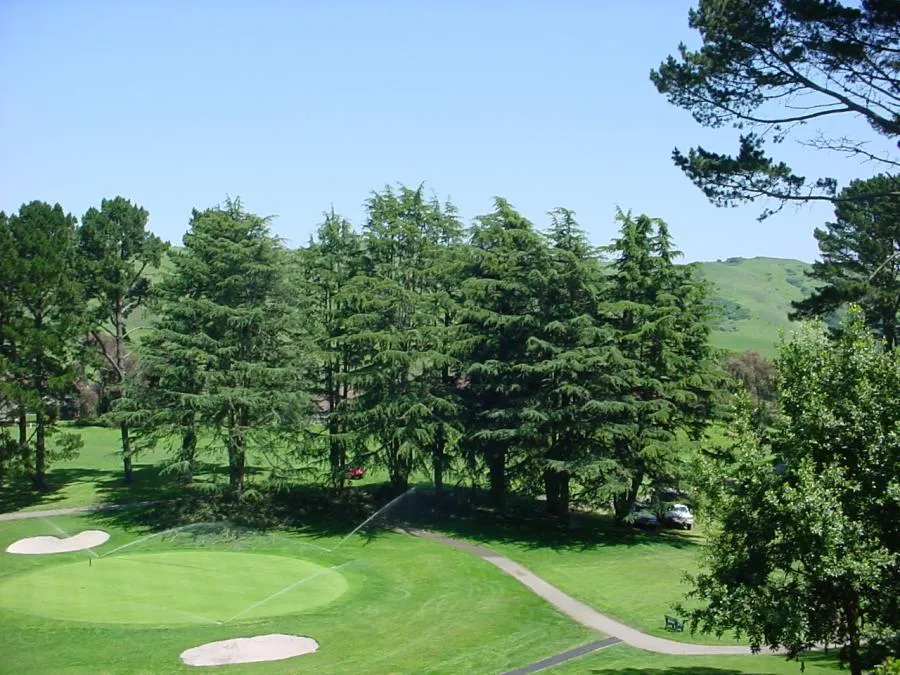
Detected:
[664,614,684,632]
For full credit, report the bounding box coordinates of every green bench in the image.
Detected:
[665,614,684,632]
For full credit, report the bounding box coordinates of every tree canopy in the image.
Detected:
[651,0,900,217]
[686,307,900,675]
[791,174,900,349]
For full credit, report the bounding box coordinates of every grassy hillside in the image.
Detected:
[133,251,815,357]
[697,256,816,357]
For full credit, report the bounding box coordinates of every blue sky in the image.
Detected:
[0,1,880,262]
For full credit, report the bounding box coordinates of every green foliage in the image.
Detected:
[459,197,551,507]
[77,196,167,482]
[602,210,718,521]
[300,209,363,487]
[686,308,900,675]
[0,201,86,489]
[120,197,314,497]
[651,0,899,217]
[342,185,464,492]
[791,175,900,350]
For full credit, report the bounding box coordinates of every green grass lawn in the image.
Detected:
[0,514,595,674]
[547,643,840,674]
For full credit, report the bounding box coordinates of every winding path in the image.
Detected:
[404,528,762,656]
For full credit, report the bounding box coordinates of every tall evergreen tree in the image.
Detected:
[791,175,900,350]
[342,185,460,492]
[301,209,362,488]
[460,198,550,508]
[521,208,627,518]
[126,198,311,498]
[77,196,167,483]
[604,210,716,522]
[2,202,86,489]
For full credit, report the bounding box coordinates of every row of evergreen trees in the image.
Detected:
[1,186,718,519]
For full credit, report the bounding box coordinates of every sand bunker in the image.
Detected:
[6,530,110,555]
[180,634,319,666]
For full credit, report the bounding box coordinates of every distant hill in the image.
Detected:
[131,251,815,358]
[696,257,816,357]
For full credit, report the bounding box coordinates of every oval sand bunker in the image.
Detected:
[6,530,110,554]
[181,634,319,666]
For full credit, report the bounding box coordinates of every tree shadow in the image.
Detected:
[86,478,701,561]
[583,669,757,675]
[388,485,702,554]
[0,470,91,513]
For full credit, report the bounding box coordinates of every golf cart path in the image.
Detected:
[405,528,761,656]
[0,501,156,521]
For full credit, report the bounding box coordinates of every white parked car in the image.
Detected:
[664,503,694,529]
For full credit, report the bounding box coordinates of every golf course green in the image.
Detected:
[0,551,350,625]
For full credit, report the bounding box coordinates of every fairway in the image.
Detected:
[0,551,349,625]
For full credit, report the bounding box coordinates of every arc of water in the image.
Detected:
[328,486,418,552]
[98,523,212,559]
[221,560,358,624]
[42,517,99,558]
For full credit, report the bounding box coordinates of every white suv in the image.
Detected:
[664,503,694,530]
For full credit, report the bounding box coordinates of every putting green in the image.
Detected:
[0,551,349,625]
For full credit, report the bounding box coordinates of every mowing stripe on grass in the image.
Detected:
[502,637,622,674]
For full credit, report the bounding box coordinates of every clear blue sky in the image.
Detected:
[0,1,877,262]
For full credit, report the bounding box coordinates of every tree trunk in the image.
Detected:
[228,442,245,499]
[882,308,896,351]
[227,421,246,499]
[121,421,133,484]
[180,427,196,483]
[18,404,30,473]
[328,415,345,490]
[432,425,445,495]
[32,409,48,491]
[544,469,571,519]
[614,467,645,523]
[386,439,409,495]
[844,596,863,675]
[489,447,506,510]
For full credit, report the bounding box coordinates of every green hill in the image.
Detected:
[696,256,816,357]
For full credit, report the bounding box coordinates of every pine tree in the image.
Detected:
[521,208,627,518]
[2,202,86,490]
[301,209,362,488]
[77,196,167,483]
[791,175,900,350]
[125,198,311,498]
[460,198,550,508]
[342,185,460,493]
[604,210,716,522]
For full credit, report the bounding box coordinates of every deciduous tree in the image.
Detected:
[686,308,900,675]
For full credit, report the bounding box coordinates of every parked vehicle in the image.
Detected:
[663,503,694,530]
[630,505,659,529]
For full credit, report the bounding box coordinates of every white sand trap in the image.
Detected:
[6,530,110,555]
[181,634,319,667]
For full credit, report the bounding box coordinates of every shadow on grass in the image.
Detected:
[86,477,700,559]
[584,670,756,675]
[0,470,95,513]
